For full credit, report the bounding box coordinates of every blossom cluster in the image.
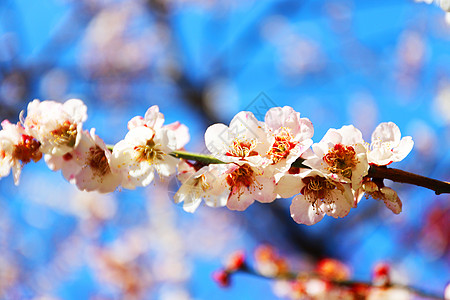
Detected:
[0,99,414,225]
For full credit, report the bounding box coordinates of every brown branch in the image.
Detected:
[368,165,450,195]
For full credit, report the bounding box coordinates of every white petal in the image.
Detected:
[204,123,232,156]
[290,194,324,225]
[392,136,414,162]
[371,122,401,145]
[226,187,255,211]
[275,174,303,198]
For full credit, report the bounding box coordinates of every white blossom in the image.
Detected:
[174,160,228,212]
[367,122,413,166]
[22,99,87,156]
[304,125,369,190]
[277,169,354,225]
[0,120,42,185]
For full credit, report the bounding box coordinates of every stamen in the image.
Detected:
[267,128,297,163]
[301,175,338,213]
[12,135,42,164]
[323,143,359,179]
[50,121,77,147]
[226,139,258,158]
[134,139,165,163]
[88,146,111,176]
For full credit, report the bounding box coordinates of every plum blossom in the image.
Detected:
[22,99,87,156]
[304,125,369,190]
[264,106,314,177]
[0,120,42,185]
[57,129,122,193]
[174,160,228,212]
[127,105,190,149]
[112,126,179,189]
[277,169,354,225]
[362,180,402,214]
[112,105,190,189]
[367,122,413,166]
[221,163,276,211]
[204,111,270,165]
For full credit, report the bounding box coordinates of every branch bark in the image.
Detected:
[368,165,450,195]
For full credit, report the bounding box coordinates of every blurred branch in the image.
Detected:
[232,266,445,300]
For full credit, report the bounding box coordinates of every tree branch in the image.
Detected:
[234,267,444,300]
[368,165,450,195]
[168,151,450,195]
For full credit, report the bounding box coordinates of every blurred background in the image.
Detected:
[0,0,449,299]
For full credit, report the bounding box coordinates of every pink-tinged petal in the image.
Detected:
[392,136,414,162]
[328,186,353,218]
[164,121,190,149]
[143,105,165,130]
[226,187,255,211]
[127,116,145,130]
[371,122,401,145]
[275,174,303,198]
[253,176,276,203]
[265,106,297,131]
[290,194,325,225]
[296,117,314,142]
[380,187,402,214]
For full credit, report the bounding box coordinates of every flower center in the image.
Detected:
[134,139,165,163]
[12,135,42,164]
[301,175,338,210]
[88,146,111,176]
[50,121,77,147]
[226,164,256,189]
[226,139,258,158]
[267,128,297,163]
[323,143,359,179]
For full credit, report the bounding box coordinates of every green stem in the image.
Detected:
[170,150,226,165]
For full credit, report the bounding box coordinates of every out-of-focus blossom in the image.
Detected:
[0,120,42,185]
[305,125,368,190]
[372,262,391,286]
[22,99,87,156]
[316,258,351,281]
[367,122,413,166]
[367,287,412,300]
[254,244,289,277]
